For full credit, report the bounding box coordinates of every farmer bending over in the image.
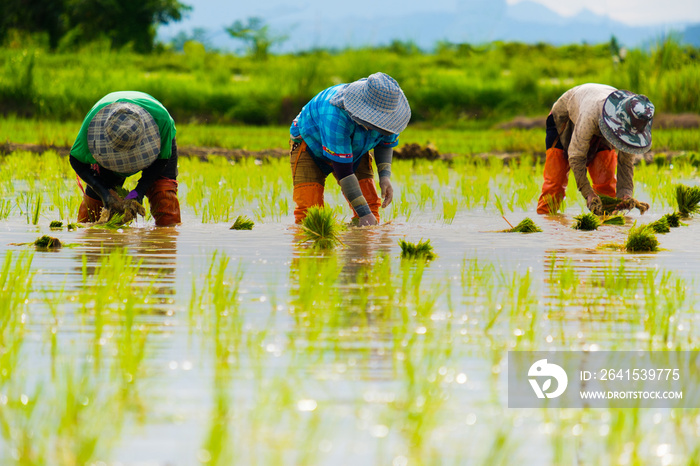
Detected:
[70,91,181,226]
[290,72,411,225]
[537,83,654,215]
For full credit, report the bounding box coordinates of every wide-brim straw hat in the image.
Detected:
[88,102,161,173]
[599,90,654,155]
[336,72,411,134]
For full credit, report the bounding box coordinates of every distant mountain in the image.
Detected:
[158,0,686,52]
[683,23,700,46]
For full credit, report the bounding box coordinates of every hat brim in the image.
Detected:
[341,80,411,134]
[88,102,161,173]
[599,90,652,156]
[599,115,652,155]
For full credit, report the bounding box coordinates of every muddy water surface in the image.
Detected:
[1,205,699,465]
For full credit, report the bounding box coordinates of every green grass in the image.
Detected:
[1,38,700,127]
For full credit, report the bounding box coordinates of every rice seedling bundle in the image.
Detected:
[399,238,436,261]
[299,206,344,249]
[572,212,601,231]
[230,215,254,230]
[505,217,542,233]
[625,225,659,252]
[675,184,700,217]
[599,194,622,214]
[34,235,61,249]
[649,216,670,234]
[601,214,625,225]
[661,212,682,228]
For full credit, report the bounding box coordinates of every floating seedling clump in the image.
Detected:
[399,238,436,261]
[625,225,659,252]
[504,217,542,233]
[572,212,601,231]
[299,206,345,249]
[230,215,254,230]
[649,216,670,234]
[661,212,683,228]
[601,214,625,225]
[49,220,63,229]
[675,184,700,217]
[34,235,61,249]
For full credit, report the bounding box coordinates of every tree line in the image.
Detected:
[0,0,190,52]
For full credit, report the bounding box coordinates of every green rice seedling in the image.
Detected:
[33,235,61,249]
[67,222,80,230]
[16,192,42,224]
[504,217,542,233]
[399,238,436,261]
[542,193,561,214]
[230,215,254,230]
[32,193,42,225]
[601,214,625,225]
[675,184,700,217]
[661,212,683,228]
[649,216,670,234]
[0,251,34,382]
[49,220,63,229]
[299,205,345,249]
[494,194,514,229]
[625,224,659,252]
[0,199,11,219]
[572,212,601,231]
[442,198,458,224]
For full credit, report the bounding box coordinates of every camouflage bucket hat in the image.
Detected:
[88,102,161,173]
[332,72,411,134]
[599,90,654,155]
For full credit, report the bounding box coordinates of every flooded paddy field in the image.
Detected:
[1,151,700,465]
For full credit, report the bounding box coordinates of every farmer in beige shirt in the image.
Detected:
[537,83,655,214]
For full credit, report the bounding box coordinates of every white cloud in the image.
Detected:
[506,0,700,25]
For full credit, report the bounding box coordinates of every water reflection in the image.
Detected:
[73,226,179,314]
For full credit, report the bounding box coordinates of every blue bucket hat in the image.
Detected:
[88,102,161,173]
[331,72,411,134]
[599,90,654,155]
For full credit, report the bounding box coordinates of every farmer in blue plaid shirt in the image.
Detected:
[290,72,411,225]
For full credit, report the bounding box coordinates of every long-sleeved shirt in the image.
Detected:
[290,85,399,166]
[70,91,176,176]
[551,83,635,199]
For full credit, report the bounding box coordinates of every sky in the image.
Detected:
[507,0,700,26]
[165,0,700,28]
[157,0,700,49]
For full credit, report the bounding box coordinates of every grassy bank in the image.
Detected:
[3,116,700,156]
[1,38,699,126]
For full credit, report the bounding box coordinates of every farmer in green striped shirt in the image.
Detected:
[70,91,181,226]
